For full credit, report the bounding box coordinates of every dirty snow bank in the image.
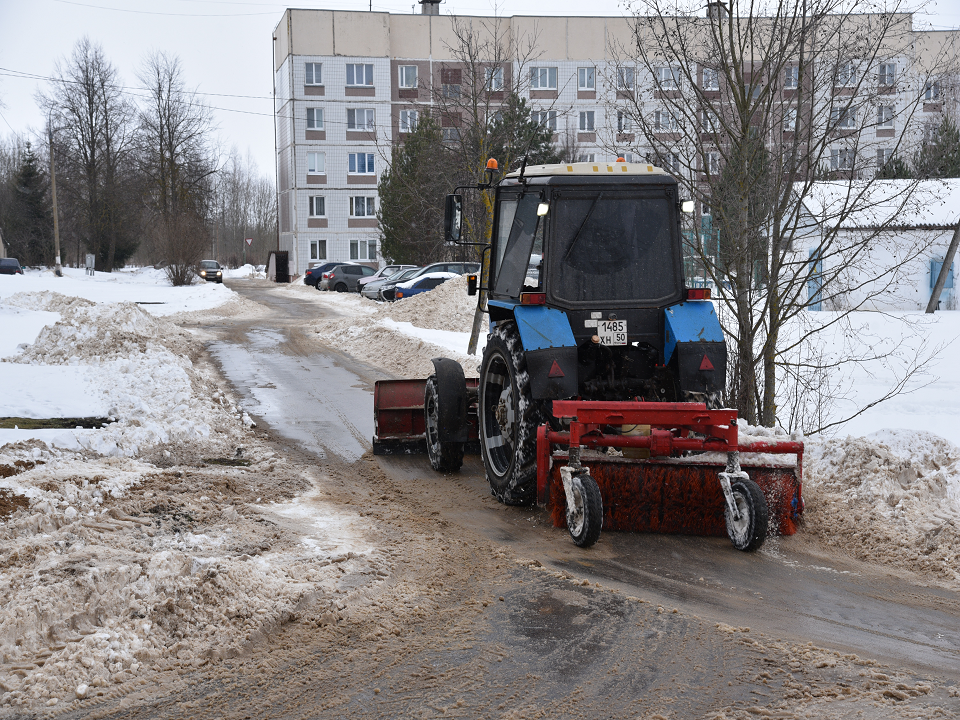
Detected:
[0,451,384,712]
[315,274,487,378]
[0,291,246,458]
[803,431,960,585]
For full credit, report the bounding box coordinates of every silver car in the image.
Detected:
[361,266,421,300]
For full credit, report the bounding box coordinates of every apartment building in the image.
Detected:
[272,5,957,276]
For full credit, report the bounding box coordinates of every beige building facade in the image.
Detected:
[272,7,957,276]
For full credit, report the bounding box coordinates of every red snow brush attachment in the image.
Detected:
[536,400,804,541]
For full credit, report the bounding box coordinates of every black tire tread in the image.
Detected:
[726,477,769,552]
[424,375,465,472]
[569,474,603,548]
[480,323,541,506]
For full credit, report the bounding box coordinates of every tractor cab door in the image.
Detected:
[491,190,545,299]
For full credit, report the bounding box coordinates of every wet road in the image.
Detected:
[213,280,960,680]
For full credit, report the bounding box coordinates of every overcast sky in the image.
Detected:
[1,0,958,178]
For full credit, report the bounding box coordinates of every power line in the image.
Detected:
[51,0,277,17]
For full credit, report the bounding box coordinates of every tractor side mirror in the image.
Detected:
[467,273,478,296]
[445,194,463,244]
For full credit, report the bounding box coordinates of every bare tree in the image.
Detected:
[616,0,956,430]
[212,149,276,267]
[136,51,217,285]
[39,38,138,271]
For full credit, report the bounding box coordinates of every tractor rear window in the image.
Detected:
[550,192,682,305]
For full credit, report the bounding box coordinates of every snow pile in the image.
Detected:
[804,431,960,585]
[223,264,265,280]
[1,291,246,459]
[317,274,487,378]
[0,453,384,711]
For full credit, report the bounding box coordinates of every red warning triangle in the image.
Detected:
[548,360,565,378]
[699,355,715,371]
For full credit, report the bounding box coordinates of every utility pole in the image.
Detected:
[47,130,62,277]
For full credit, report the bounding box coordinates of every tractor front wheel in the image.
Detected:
[478,322,540,506]
[724,477,769,551]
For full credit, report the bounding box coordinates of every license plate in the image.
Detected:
[597,319,628,346]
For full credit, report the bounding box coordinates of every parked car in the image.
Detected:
[378,262,480,302]
[304,261,355,288]
[318,264,376,292]
[356,264,417,293]
[198,260,223,283]
[394,272,459,301]
[0,258,23,275]
[362,266,421,300]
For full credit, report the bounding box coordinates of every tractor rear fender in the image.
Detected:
[512,305,578,400]
[663,301,727,395]
[430,357,470,442]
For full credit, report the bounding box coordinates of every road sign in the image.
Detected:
[245,238,253,246]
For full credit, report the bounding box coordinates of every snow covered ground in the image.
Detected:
[0,269,385,713]
[2,266,960,713]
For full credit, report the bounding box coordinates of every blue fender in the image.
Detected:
[663,301,723,364]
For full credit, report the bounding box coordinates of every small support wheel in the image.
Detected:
[724,477,769,551]
[424,375,464,472]
[566,473,603,548]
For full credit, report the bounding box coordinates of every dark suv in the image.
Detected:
[0,258,23,275]
[318,264,376,292]
[378,262,480,301]
[198,260,223,283]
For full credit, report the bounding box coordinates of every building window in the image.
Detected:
[485,66,504,91]
[310,239,326,260]
[306,107,324,130]
[930,259,955,289]
[877,105,894,128]
[531,67,558,90]
[706,151,720,175]
[925,80,941,101]
[656,66,680,90]
[702,67,719,91]
[347,108,375,131]
[578,67,595,91]
[532,110,557,131]
[579,110,595,131]
[443,83,461,98]
[617,110,633,132]
[346,63,374,87]
[398,65,418,89]
[783,106,797,131]
[876,148,894,170]
[654,109,679,132]
[830,105,856,129]
[350,196,376,217]
[617,66,635,91]
[658,152,681,172]
[308,196,325,217]
[878,63,896,87]
[836,62,858,87]
[442,128,460,141]
[577,153,596,162]
[621,152,635,162]
[784,66,798,89]
[348,153,375,174]
[307,152,325,174]
[703,107,720,133]
[830,148,855,171]
[351,239,376,261]
[399,110,418,133]
[305,62,322,86]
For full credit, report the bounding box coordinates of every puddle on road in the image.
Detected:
[209,329,374,463]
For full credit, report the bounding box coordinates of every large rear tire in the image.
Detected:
[566,473,603,548]
[424,375,465,472]
[478,322,540,506]
[725,477,769,551]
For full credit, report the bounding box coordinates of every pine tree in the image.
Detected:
[6,142,53,265]
[913,115,960,179]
